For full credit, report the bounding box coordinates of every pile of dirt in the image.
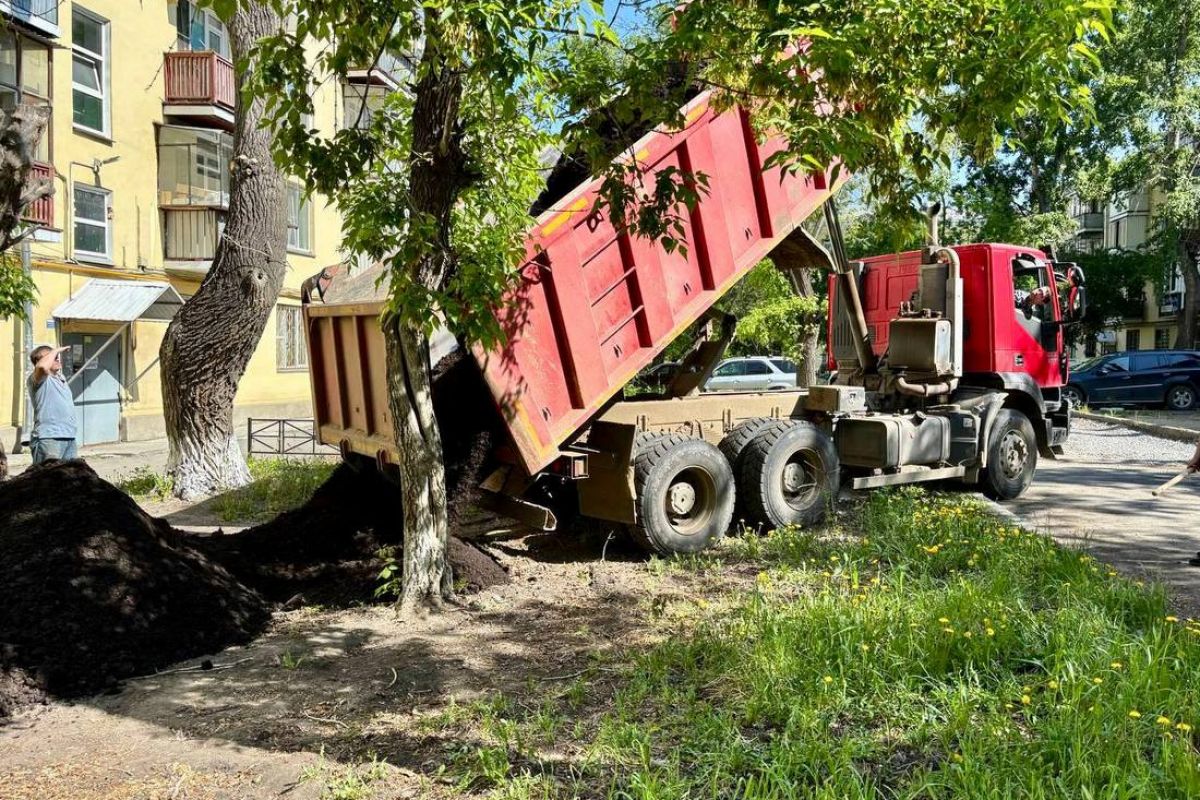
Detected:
[0,461,270,715]
[0,459,509,717]
[193,462,509,606]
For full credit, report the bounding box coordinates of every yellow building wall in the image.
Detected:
[2,1,347,441]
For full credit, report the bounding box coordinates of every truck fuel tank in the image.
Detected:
[835,413,951,469]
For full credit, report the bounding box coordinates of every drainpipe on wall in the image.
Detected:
[13,240,34,454]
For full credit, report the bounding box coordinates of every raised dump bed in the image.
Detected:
[306,92,837,474]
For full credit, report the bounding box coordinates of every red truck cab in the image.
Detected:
[829,243,1077,456]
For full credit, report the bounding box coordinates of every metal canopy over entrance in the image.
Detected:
[46,279,185,445]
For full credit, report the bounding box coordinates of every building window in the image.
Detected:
[1125,329,1140,352]
[171,1,231,59]
[287,183,313,254]
[72,7,109,136]
[73,184,110,261]
[158,126,233,207]
[276,305,308,370]
[1155,328,1171,350]
[0,29,53,162]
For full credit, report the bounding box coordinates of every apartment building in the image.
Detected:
[1067,187,1188,357]
[1,1,389,447]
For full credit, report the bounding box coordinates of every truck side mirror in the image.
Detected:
[1061,263,1087,322]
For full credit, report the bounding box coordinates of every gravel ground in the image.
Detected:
[1064,417,1198,465]
[1006,416,1200,617]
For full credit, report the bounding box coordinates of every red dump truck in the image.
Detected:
[304,92,1085,555]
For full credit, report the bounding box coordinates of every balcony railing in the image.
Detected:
[20,161,53,228]
[1075,212,1103,231]
[164,51,236,112]
[164,207,225,261]
[1,0,59,36]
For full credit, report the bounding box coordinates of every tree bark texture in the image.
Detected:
[796,267,821,388]
[387,22,468,610]
[1177,238,1199,350]
[159,6,288,500]
[0,104,52,254]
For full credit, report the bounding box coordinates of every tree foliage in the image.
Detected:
[242,0,1111,605]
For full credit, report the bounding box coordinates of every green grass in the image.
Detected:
[299,750,389,800]
[115,465,175,500]
[439,489,1200,799]
[209,457,336,522]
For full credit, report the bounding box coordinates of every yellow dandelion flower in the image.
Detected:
[951,753,963,763]
[1005,703,1014,710]
[1111,661,1123,670]
[1156,716,1172,726]
[938,617,951,624]
[943,627,956,634]
[1093,677,1104,685]
[860,644,870,652]
[823,676,834,685]
[963,631,973,639]
[1129,710,1142,719]
[1048,680,1059,690]
[986,628,996,637]
[1176,723,1192,732]
[1165,616,1179,623]
[1021,695,1031,706]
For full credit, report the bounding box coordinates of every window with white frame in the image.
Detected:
[73,184,110,260]
[276,305,308,370]
[286,183,313,253]
[72,7,109,135]
[171,1,231,59]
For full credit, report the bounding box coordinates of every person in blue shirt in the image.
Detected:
[27,344,78,464]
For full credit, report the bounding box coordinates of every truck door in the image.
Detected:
[1010,256,1064,386]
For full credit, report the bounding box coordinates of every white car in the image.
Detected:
[704,357,798,392]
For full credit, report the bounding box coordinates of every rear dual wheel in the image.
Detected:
[631,433,735,555]
[738,421,840,530]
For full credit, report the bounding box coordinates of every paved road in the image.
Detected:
[1006,418,1200,616]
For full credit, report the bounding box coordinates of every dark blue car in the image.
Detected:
[1063,350,1200,411]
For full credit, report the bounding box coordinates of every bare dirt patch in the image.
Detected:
[0,516,757,799]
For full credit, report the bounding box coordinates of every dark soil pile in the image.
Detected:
[0,459,509,717]
[192,462,509,607]
[0,461,270,715]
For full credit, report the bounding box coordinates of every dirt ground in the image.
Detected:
[0,509,753,800]
[5,421,1199,799]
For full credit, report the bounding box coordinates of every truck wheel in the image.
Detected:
[1166,384,1197,411]
[631,433,735,555]
[982,409,1037,500]
[718,417,774,472]
[739,421,839,530]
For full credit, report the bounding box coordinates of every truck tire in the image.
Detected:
[718,417,775,472]
[982,409,1037,500]
[631,432,735,555]
[739,421,839,530]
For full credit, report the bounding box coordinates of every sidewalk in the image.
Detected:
[4,436,172,483]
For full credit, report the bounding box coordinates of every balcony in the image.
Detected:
[1160,291,1183,317]
[163,51,236,129]
[20,161,53,228]
[0,0,59,37]
[163,207,225,264]
[1075,212,1103,232]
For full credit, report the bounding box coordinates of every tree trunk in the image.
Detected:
[386,18,468,610]
[1177,239,1199,350]
[159,5,287,500]
[0,104,53,254]
[383,317,452,610]
[0,438,7,481]
[796,267,820,387]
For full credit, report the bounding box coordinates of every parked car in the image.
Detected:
[704,356,798,392]
[1063,350,1200,410]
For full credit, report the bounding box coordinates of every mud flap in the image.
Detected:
[576,421,638,524]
